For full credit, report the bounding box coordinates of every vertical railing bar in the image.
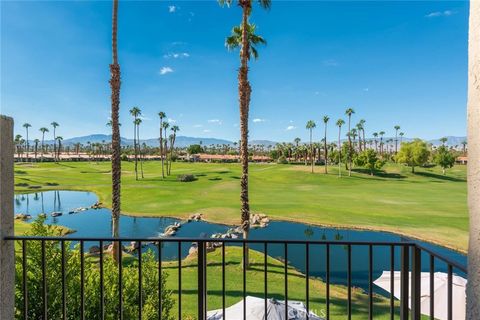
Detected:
[390,245,394,320]
[447,264,452,320]
[100,240,104,320]
[326,244,330,320]
[197,241,206,320]
[22,240,28,320]
[80,241,85,320]
[264,242,268,320]
[243,242,247,320]
[178,241,182,320]
[347,244,351,320]
[430,255,434,320]
[284,243,288,320]
[369,244,373,320]
[138,241,142,320]
[158,241,162,320]
[61,240,66,320]
[42,240,47,320]
[400,245,409,319]
[119,241,123,320]
[306,243,310,320]
[222,243,226,320]
[411,246,421,320]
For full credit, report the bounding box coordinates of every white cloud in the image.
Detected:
[193,124,203,128]
[203,129,211,133]
[159,67,174,75]
[322,59,339,67]
[208,119,222,125]
[253,118,266,123]
[163,52,190,59]
[168,5,177,13]
[425,10,456,18]
[167,118,176,123]
[286,125,296,131]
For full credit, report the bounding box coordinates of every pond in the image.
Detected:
[14,190,467,294]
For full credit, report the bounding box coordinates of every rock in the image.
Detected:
[15,213,32,221]
[189,244,198,255]
[51,212,62,217]
[89,246,100,254]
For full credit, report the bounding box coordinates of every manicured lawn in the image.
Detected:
[162,246,400,319]
[14,161,468,251]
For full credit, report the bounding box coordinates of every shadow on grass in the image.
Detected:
[15,170,27,175]
[209,177,222,181]
[351,169,406,179]
[414,171,465,182]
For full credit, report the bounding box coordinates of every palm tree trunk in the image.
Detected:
[467,0,480,317]
[347,116,352,176]
[160,119,164,178]
[110,0,122,263]
[324,124,328,174]
[133,121,138,180]
[169,135,176,175]
[138,124,144,179]
[310,129,314,173]
[164,128,169,175]
[239,2,252,267]
[41,134,45,162]
[338,127,341,177]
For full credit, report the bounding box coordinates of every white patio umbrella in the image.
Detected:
[206,296,324,320]
[374,271,467,320]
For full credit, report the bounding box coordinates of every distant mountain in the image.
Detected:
[40,134,465,148]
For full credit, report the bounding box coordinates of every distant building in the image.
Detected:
[456,156,468,165]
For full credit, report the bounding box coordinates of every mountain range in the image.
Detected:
[38,134,466,148]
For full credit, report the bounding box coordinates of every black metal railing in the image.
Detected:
[5,236,467,320]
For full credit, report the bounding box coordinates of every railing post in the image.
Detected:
[400,245,410,320]
[411,246,421,320]
[197,242,206,320]
[0,115,15,320]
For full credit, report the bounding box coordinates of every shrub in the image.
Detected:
[15,217,174,320]
[277,156,288,164]
[177,174,197,182]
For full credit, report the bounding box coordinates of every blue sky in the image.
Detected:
[1,1,469,143]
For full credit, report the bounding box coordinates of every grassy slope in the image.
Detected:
[14,161,467,251]
[163,246,400,319]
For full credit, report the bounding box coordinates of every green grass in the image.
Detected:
[14,161,467,251]
[162,246,401,319]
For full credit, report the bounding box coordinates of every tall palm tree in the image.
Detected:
[379,131,385,155]
[56,136,63,159]
[109,0,122,263]
[23,123,31,161]
[129,107,141,180]
[336,119,345,177]
[323,116,329,174]
[306,120,316,173]
[359,119,366,150]
[158,112,166,178]
[373,132,379,152]
[162,122,170,174]
[39,127,49,161]
[135,118,144,178]
[169,125,180,175]
[220,0,270,267]
[394,125,401,154]
[345,108,355,176]
[399,132,405,145]
[355,122,363,152]
[440,137,448,146]
[33,139,39,160]
[51,122,59,162]
[462,140,467,155]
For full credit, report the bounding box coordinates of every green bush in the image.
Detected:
[177,174,197,182]
[15,217,173,320]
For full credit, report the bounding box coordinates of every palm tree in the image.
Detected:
[33,139,39,160]
[39,127,49,161]
[135,118,144,178]
[168,125,180,175]
[306,120,316,173]
[56,136,63,159]
[109,0,122,262]
[336,119,345,177]
[162,122,170,174]
[158,112,166,178]
[323,116,329,174]
[399,132,405,144]
[220,0,270,267]
[129,107,141,180]
[23,123,31,161]
[51,122,59,162]
[394,125,401,154]
[379,131,385,155]
[440,137,448,146]
[359,119,366,150]
[462,140,467,155]
[345,108,355,176]
[355,122,363,152]
[373,132,379,152]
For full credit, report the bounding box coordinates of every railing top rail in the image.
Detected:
[5,235,466,272]
[4,235,416,246]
